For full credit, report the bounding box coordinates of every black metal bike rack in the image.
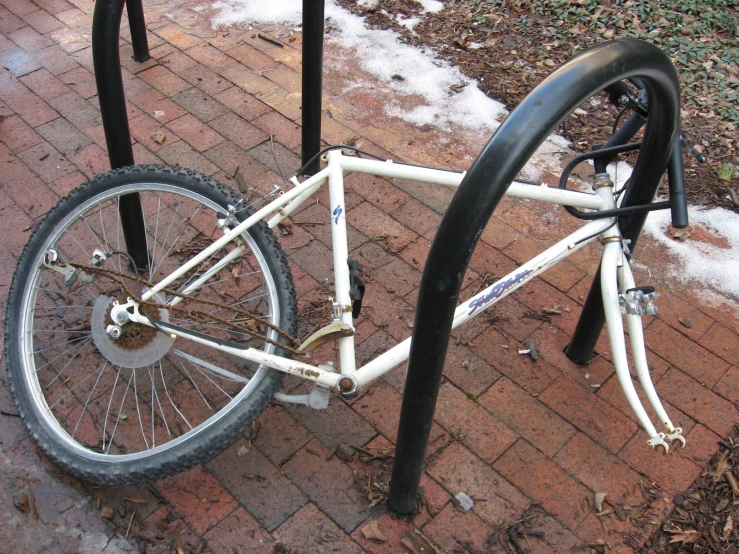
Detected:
[301,0,325,175]
[93,0,150,267]
[92,0,325,265]
[387,40,681,513]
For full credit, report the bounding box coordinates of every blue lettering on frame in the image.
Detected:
[467,269,534,316]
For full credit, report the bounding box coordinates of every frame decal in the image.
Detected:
[467,268,534,316]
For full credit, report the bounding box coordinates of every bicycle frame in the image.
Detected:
[115,148,681,450]
[123,149,610,389]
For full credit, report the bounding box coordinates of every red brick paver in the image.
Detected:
[1,1,737,552]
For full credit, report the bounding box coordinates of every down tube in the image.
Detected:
[353,217,614,387]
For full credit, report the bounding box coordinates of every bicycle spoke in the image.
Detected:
[151,200,195,280]
[105,368,135,454]
[33,335,89,355]
[102,366,122,451]
[71,360,109,435]
[34,336,92,374]
[160,360,192,431]
[150,365,172,439]
[150,193,162,279]
[52,359,108,410]
[173,356,212,410]
[171,348,248,385]
[132,370,150,450]
[65,230,92,260]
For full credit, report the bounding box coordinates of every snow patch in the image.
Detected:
[644,206,739,298]
[212,0,301,26]
[419,0,445,13]
[398,15,421,30]
[211,0,507,133]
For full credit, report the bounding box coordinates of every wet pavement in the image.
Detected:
[1,0,738,552]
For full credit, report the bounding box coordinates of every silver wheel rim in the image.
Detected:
[17,181,282,463]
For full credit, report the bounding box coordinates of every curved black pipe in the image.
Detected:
[92,0,149,268]
[388,40,680,513]
[93,0,132,169]
[126,0,150,63]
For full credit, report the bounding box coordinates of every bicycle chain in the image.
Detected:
[69,262,303,356]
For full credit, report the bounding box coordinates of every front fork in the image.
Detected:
[601,237,685,452]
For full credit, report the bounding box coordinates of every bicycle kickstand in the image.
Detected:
[600,237,686,453]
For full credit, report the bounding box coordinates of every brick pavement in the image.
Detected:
[1,0,738,552]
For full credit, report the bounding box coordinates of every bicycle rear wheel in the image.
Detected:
[4,165,297,484]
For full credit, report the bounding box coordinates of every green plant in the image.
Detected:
[717,163,736,181]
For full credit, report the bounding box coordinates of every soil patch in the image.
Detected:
[337,0,739,212]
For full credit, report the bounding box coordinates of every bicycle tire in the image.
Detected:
[4,164,297,484]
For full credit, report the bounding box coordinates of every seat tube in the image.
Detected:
[327,151,357,374]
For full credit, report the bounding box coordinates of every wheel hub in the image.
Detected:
[91,293,175,368]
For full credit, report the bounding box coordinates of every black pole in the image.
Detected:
[92,0,149,268]
[301,0,324,175]
[125,0,150,62]
[388,40,680,514]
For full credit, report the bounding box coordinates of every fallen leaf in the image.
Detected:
[667,529,700,544]
[721,515,733,541]
[678,317,694,329]
[712,450,732,481]
[100,506,115,519]
[461,360,477,372]
[401,530,442,553]
[667,226,692,240]
[594,492,607,512]
[151,130,167,144]
[360,520,388,543]
[13,494,31,515]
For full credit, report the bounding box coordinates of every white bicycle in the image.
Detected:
[4,39,695,484]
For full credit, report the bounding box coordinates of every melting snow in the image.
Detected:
[645,206,739,298]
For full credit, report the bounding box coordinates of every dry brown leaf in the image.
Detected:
[722,515,734,541]
[678,316,694,328]
[667,529,700,544]
[360,520,388,543]
[151,130,167,144]
[668,226,692,240]
[712,450,732,481]
[13,493,31,515]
